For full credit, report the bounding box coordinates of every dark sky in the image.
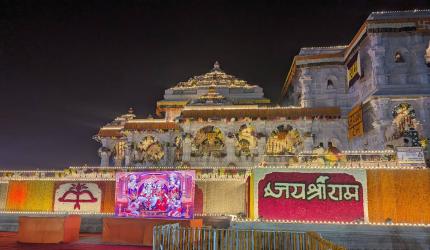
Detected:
[0,0,428,169]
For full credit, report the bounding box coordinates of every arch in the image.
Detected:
[191,126,226,157]
[326,75,338,89]
[265,125,303,155]
[393,47,409,63]
[327,79,334,89]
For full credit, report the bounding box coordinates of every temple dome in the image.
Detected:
[173,61,253,89]
[161,61,269,106]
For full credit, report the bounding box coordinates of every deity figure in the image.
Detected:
[324,141,345,166]
[127,174,138,199]
[166,173,183,217]
[235,124,257,157]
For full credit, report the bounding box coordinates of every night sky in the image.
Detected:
[0,0,428,169]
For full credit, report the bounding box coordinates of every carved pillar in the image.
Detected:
[114,156,122,167]
[299,69,312,107]
[167,146,176,165]
[182,135,192,162]
[124,141,132,166]
[258,137,266,159]
[99,147,111,167]
[302,119,313,152]
[303,136,314,152]
[226,136,236,163]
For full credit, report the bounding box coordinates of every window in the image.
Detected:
[327,80,334,89]
[395,51,404,63]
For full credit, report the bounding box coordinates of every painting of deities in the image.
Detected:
[115,171,195,219]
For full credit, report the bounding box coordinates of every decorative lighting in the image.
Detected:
[0,211,114,216]
[232,218,430,227]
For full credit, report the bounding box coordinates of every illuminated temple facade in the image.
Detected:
[95,61,343,168]
[2,12,430,241]
[96,11,430,169]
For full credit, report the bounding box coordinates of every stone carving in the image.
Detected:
[235,124,257,157]
[136,136,165,163]
[191,126,226,157]
[266,125,303,155]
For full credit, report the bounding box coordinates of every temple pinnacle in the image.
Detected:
[213,61,221,71]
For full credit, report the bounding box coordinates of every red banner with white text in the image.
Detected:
[253,169,368,222]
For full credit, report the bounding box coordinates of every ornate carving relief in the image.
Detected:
[266,125,303,155]
[191,126,226,157]
[235,124,257,157]
[135,136,165,163]
[174,136,183,161]
[113,141,126,166]
[388,103,421,146]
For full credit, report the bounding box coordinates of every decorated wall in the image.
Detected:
[0,182,9,210]
[2,169,430,225]
[252,168,368,222]
[0,179,246,216]
[6,181,55,211]
[4,180,115,213]
[196,181,246,215]
[367,169,430,224]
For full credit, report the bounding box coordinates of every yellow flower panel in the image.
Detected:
[367,169,430,224]
[25,181,55,211]
[197,181,246,214]
[0,183,9,210]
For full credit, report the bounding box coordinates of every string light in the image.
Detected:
[194,213,236,217]
[5,178,115,181]
[233,218,430,227]
[0,211,114,216]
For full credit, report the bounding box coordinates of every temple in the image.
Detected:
[96,10,430,166]
[95,60,345,169]
[1,10,430,249]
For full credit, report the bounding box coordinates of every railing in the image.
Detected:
[153,224,346,250]
[262,151,402,169]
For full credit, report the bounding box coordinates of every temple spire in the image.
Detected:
[212,61,221,71]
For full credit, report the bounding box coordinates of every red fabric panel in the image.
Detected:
[63,215,81,243]
[18,217,65,243]
[102,217,203,246]
[194,185,204,214]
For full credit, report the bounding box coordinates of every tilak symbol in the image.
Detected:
[58,183,98,210]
